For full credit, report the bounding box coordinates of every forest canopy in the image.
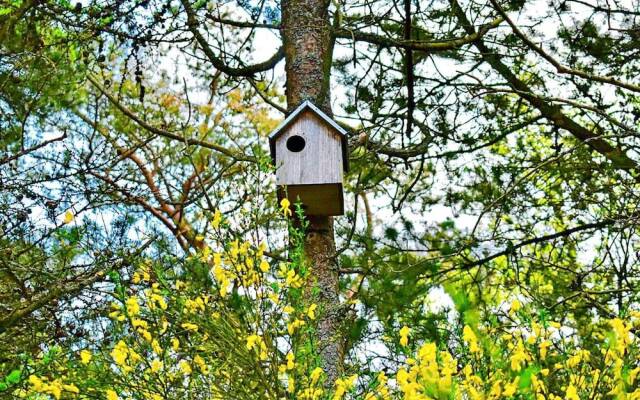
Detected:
[1,0,640,398]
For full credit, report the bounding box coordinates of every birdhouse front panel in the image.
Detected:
[274,110,343,186]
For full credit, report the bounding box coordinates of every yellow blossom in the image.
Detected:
[63,384,79,394]
[181,322,199,332]
[399,325,410,347]
[287,318,305,335]
[179,360,192,375]
[333,375,357,400]
[288,375,295,393]
[509,299,522,315]
[539,340,551,360]
[307,304,318,320]
[80,349,92,364]
[503,378,519,397]
[565,384,579,400]
[111,340,129,367]
[194,355,209,374]
[29,375,45,392]
[310,367,323,386]
[63,210,74,224]
[125,296,140,316]
[150,359,163,373]
[463,325,482,354]
[106,390,119,400]
[212,209,222,228]
[280,198,292,217]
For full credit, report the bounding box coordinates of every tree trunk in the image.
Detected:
[303,216,343,384]
[280,0,344,385]
[281,0,334,113]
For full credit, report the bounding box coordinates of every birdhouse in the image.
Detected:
[269,100,349,216]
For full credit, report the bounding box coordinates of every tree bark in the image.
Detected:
[281,0,334,113]
[303,216,343,385]
[280,0,344,385]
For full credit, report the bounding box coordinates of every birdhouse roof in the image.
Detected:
[268,100,349,172]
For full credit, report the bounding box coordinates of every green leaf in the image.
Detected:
[0,382,8,391]
[518,366,539,389]
[5,369,21,384]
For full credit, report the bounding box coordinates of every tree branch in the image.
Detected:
[461,218,619,270]
[0,238,155,333]
[450,0,639,171]
[490,0,640,93]
[181,0,284,77]
[87,75,255,162]
[333,16,503,52]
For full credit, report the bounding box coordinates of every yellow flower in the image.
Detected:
[63,210,74,224]
[565,384,579,400]
[28,375,45,392]
[399,325,410,347]
[310,367,323,386]
[125,296,140,316]
[288,375,295,393]
[463,325,482,354]
[280,198,292,217]
[106,390,119,400]
[111,341,129,366]
[307,304,318,320]
[138,328,152,343]
[287,318,305,335]
[286,352,295,370]
[63,384,80,394]
[194,354,209,374]
[172,337,180,351]
[150,359,163,373]
[510,343,530,372]
[509,299,521,315]
[212,209,222,228]
[179,360,192,375]
[333,375,357,400]
[539,340,551,360]
[503,378,519,397]
[489,380,502,398]
[246,334,261,350]
[259,259,270,272]
[181,322,199,332]
[80,349,92,364]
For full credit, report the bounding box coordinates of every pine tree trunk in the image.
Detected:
[281,0,333,113]
[303,216,343,384]
[280,0,344,385]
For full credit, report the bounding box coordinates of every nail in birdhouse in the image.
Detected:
[269,100,348,216]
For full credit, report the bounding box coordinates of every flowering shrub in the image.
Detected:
[6,206,640,399]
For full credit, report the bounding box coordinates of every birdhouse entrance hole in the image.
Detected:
[286,135,306,152]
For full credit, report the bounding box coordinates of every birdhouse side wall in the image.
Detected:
[274,111,343,186]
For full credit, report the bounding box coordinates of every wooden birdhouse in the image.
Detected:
[269,100,348,216]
